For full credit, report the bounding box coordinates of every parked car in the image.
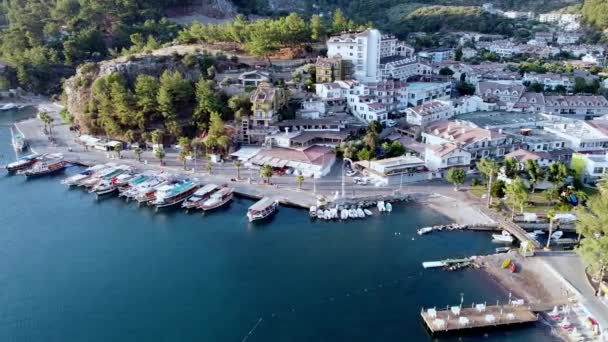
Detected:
[353,177,368,185]
[386,119,397,127]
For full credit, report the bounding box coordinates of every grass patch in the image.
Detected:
[469,184,487,198]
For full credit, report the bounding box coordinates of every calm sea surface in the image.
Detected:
[0,109,556,341]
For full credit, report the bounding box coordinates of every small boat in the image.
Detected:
[324,209,331,219]
[417,227,434,235]
[492,231,514,243]
[247,197,279,222]
[153,180,199,209]
[91,179,117,197]
[317,209,324,218]
[495,247,511,253]
[62,164,108,186]
[309,206,317,218]
[340,209,349,220]
[533,229,546,235]
[364,209,372,216]
[182,184,218,210]
[385,202,393,212]
[377,201,386,212]
[356,208,365,218]
[200,187,233,212]
[5,153,39,173]
[20,159,66,177]
[509,262,517,273]
[501,258,512,269]
[526,232,538,239]
[348,208,357,218]
[551,231,564,240]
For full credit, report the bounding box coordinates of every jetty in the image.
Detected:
[422,258,472,269]
[421,301,538,334]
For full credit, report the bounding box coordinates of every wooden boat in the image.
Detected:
[200,187,233,212]
[501,258,512,269]
[247,197,279,222]
[5,153,39,173]
[20,159,66,177]
[152,181,199,209]
[182,184,218,210]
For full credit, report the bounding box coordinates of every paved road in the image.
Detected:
[538,251,608,335]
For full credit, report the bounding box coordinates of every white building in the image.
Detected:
[405,100,454,127]
[406,82,452,107]
[327,29,382,82]
[556,32,583,45]
[523,72,573,91]
[248,145,336,178]
[572,152,608,183]
[297,98,327,119]
[544,120,608,153]
[424,143,472,173]
[417,49,454,64]
[452,95,493,114]
[354,155,428,185]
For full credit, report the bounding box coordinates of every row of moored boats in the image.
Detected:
[5,153,67,177]
[310,200,392,220]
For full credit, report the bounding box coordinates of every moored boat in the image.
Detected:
[11,127,28,152]
[551,230,564,240]
[91,179,118,197]
[182,184,218,210]
[201,187,233,212]
[247,197,279,222]
[492,231,514,243]
[20,158,66,177]
[152,180,199,209]
[385,202,393,212]
[62,164,108,186]
[5,153,39,173]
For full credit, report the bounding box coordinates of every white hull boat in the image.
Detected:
[356,208,365,218]
[492,230,514,243]
[377,201,385,212]
[385,202,393,212]
[340,209,349,220]
[364,209,372,216]
[551,231,564,240]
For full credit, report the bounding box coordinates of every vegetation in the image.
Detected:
[446,168,465,191]
[505,177,529,219]
[296,175,305,190]
[576,177,608,289]
[477,158,500,208]
[260,164,273,184]
[582,0,608,30]
[526,160,545,192]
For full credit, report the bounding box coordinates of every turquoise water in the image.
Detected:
[0,110,556,341]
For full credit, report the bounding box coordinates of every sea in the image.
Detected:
[0,109,557,341]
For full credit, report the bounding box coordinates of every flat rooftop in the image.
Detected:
[408,82,447,91]
[455,111,547,129]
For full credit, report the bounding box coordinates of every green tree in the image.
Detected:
[260,164,273,184]
[151,129,163,145]
[205,159,213,175]
[575,178,608,290]
[154,148,166,165]
[526,160,545,192]
[178,150,189,170]
[190,137,204,172]
[477,158,500,208]
[447,168,466,191]
[505,177,529,219]
[133,147,143,162]
[135,74,159,129]
[194,79,221,122]
[357,148,373,167]
[234,160,242,179]
[310,15,325,41]
[228,94,252,120]
[331,8,348,33]
[363,130,378,152]
[543,185,561,205]
[503,156,519,179]
[546,209,556,250]
[296,175,305,190]
[178,136,192,154]
[113,143,122,159]
[491,179,506,199]
[439,67,454,76]
[547,161,569,185]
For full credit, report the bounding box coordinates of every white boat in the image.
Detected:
[348,208,357,218]
[364,209,372,216]
[182,184,218,210]
[200,187,233,212]
[356,208,365,218]
[551,231,564,240]
[0,103,17,110]
[533,230,546,235]
[331,208,338,219]
[495,247,511,253]
[526,232,538,240]
[377,201,386,212]
[310,206,317,218]
[417,227,433,235]
[153,181,199,209]
[121,177,162,199]
[385,202,393,212]
[324,209,331,220]
[247,197,279,222]
[92,180,117,196]
[341,209,349,220]
[492,231,514,243]
[62,164,107,186]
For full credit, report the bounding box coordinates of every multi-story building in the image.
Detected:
[544,95,608,117]
[417,48,454,64]
[424,143,472,173]
[405,100,454,127]
[406,82,451,107]
[422,121,519,162]
[345,80,407,123]
[240,82,288,144]
[523,72,573,91]
[326,29,382,82]
[476,81,526,108]
[556,32,583,45]
[315,56,346,83]
[544,119,608,153]
[572,153,608,183]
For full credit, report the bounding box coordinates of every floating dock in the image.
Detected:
[421,303,538,334]
[422,258,471,269]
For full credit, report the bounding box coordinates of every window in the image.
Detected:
[593,167,604,174]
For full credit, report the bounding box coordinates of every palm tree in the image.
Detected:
[296,175,305,190]
[155,148,166,165]
[217,135,231,156]
[191,138,204,172]
[546,209,556,250]
[477,158,500,208]
[234,160,242,179]
[178,150,189,170]
[113,143,122,159]
[505,177,528,220]
[260,164,273,185]
[133,147,143,162]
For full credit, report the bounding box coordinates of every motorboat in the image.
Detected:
[533,230,546,235]
[182,184,218,210]
[385,202,393,212]
[417,227,433,235]
[200,187,233,212]
[121,177,163,200]
[495,247,511,253]
[317,209,324,219]
[247,197,279,222]
[356,208,365,218]
[340,209,349,220]
[91,179,118,197]
[135,180,173,204]
[492,231,514,243]
[364,209,372,216]
[551,231,564,240]
[377,201,386,212]
[348,208,357,218]
[309,206,317,218]
[62,164,108,186]
[153,180,199,209]
[324,209,331,220]
[5,153,39,173]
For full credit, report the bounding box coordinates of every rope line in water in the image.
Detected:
[241,317,263,342]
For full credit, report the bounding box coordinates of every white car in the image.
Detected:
[386,119,397,127]
[353,177,368,185]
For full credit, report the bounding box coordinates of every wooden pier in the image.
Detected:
[421,302,538,334]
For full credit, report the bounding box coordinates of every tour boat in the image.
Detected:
[133,180,169,204]
[200,187,233,212]
[120,176,162,199]
[113,173,138,189]
[182,184,218,210]
[91,179,118,197]
[551,231,564,240]
[62,164,108,186]
[80,165,126,188]
[20,159,66,177]
[152,181,200,209]
[5,153,39,173]
[492,231,514,243]
[247,197,279,222]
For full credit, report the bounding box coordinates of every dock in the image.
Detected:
[421,302,538,334]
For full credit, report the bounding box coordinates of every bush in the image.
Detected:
[471,178,483,186]
[491,179,506,199]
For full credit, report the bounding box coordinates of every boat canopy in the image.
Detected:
[195,184,218,195]
[249,197,275,211]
